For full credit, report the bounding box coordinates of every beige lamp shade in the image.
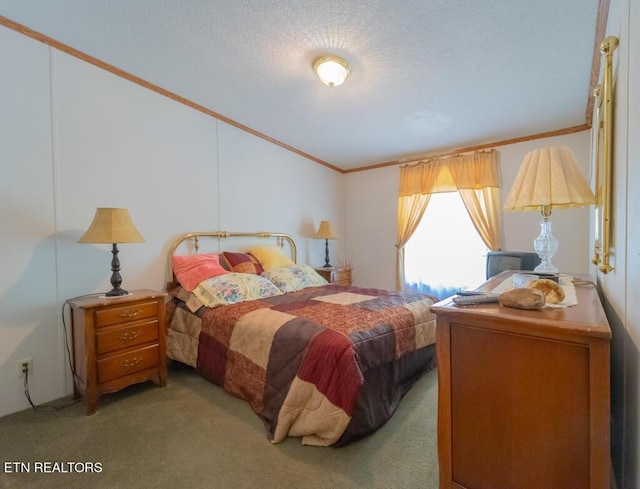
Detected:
[503,147,594,274]
[77,208,145,244]
[313,220,338,240]
[77,208,144,297]
[503,147,594,213]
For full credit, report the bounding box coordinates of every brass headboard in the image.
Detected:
[166,231,297,283]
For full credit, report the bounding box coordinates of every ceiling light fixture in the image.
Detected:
[313,56,350,87]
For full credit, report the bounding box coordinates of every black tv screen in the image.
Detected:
[486,251,541,279]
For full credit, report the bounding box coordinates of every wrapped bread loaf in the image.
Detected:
[498,288,546,310]
[526,278,565,304]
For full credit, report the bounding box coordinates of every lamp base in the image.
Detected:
[533,216,559,274]
[105,287,129,297]
[533,262,559,274]
[105,243,129,297]
[323,239,332,268]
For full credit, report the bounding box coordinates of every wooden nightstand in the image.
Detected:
[314,266,352,286]
[68,289,167,415]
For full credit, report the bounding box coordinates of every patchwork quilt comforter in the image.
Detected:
[166,284,437,446]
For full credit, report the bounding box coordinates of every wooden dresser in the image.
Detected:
[430,272,611,489]
[68,289,167,414]
[314,266,352,286]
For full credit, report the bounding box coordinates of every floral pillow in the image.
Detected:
[262,264,328,293]
[171,253,229,291]
[192,273,283,308]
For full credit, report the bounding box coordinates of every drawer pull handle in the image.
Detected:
[118,331,139,341]
[121,357,143,368]
[119,308,140,319]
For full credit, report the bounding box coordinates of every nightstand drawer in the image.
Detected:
[97,344,160,384]
[96,320,159,355]
[332,270,351,283]
[95,300,159,327]
[315,267,352,286]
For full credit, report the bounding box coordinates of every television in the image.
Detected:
[486,251,541,279]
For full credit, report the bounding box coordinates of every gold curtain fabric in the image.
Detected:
[396,193,431,291]
[458,187,501,250]
[395,150,502,290]
[398,150,500,196]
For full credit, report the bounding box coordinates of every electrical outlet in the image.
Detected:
[18,358,33,378]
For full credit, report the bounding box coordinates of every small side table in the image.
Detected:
[314,266,352,286]
[67,289,167,415]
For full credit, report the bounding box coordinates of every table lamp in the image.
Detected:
[77,208,145,296]
[313,220,338,268]
[503,147,594,273]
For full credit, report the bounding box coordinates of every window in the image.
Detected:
[404,191,487,299]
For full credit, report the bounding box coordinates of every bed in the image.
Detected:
[165,231,437,446]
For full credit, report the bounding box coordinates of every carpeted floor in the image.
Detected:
[0,361,439,489]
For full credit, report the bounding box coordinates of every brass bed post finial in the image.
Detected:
[600,36,619,56]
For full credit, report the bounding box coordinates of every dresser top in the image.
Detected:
[430,271,611,339]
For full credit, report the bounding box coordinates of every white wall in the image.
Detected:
[0,26,60,414]
[217,121,345,266]
[600,1,639,487]
[345,131,593,291]
[344,166,399,289]
[0,25,345,417]
[52,48,222,301]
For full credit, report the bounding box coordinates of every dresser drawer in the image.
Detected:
[96,320,159,355]
[95,300,159,327]
[97,344,159,384]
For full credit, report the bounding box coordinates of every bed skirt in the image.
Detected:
[335,343,437,446]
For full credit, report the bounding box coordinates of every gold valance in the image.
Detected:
[399,150,498,197]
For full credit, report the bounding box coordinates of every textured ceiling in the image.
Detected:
[0,0,601,170]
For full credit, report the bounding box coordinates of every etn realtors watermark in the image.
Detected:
[4,461,102,473]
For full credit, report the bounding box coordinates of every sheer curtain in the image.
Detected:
[404,192,488,298]
[396,150,502,291]
[396,193,431,291]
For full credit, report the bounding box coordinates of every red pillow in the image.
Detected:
[171,253,228,291]
[219,252,264,275]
